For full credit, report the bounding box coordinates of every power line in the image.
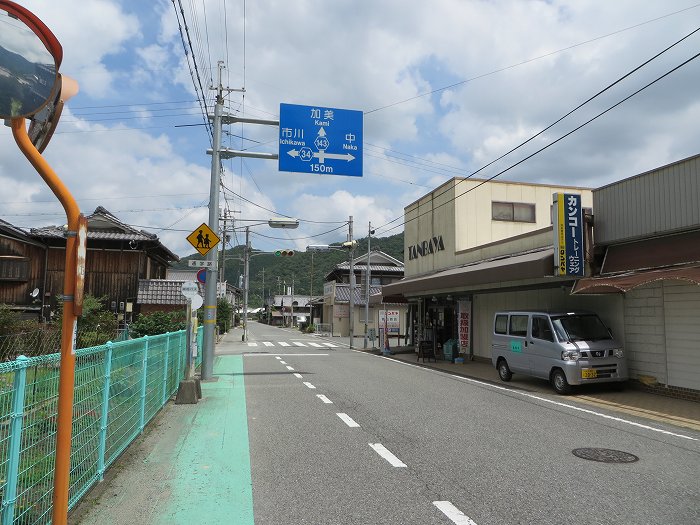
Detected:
[376,50,700,236]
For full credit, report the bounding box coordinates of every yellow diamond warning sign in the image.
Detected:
[187,223,220,256]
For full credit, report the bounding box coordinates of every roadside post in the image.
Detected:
[1,3,81,523]
[176,282,201,404]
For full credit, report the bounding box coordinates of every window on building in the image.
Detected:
[492,201,536,223]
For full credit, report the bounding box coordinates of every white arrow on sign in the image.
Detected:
[286,149,355,162]
[317,127,327,137]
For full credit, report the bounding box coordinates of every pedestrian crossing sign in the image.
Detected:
[187,223,220,256]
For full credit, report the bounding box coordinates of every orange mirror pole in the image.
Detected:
[11,118,81,525]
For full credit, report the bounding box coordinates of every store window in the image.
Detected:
[492,201,536,223]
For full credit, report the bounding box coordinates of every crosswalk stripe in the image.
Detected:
[293,342,307,347]
[322,343,337,347]
[309,343,322,348]
[278,342,291,347]
[263,341,274,347]
[247,342,258,347]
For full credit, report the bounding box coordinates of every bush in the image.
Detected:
[130,311,186,338]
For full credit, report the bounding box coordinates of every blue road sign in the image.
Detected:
[279,103,363,177]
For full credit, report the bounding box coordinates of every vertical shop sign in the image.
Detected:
[553,193,584,277]
[458,300,471,352]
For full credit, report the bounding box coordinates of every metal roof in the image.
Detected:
[334,284,382,304]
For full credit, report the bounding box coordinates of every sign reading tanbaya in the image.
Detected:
[408,235,445,260]
[553,193,584,277]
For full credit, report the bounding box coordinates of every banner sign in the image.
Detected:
[553,193,584,277]
[458,300,471,351]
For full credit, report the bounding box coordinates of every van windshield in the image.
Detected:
[550,314,612,342]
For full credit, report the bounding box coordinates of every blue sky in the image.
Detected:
[1,0,699,257]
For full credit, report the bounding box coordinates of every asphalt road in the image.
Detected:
[230,322,700,525]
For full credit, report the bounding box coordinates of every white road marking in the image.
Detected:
[275,356,282,360]
[308,342,323,348]
[244,353,329,357]
[369,443,406,467]
[247,342,258,347]
[278,342,291,347]
[286,366,294,371]
[303,382,316,390]
[263,341,274,347]
[293,373,303,379]
[336,413,360,428]
[322,343,337,347]
[279,361,287,365]
[293,342,307,347]
[433,501,478,525]
[380,356,698,442]
[316,394,333,404]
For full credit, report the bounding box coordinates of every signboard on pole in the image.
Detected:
[186,223,220,256]
[553,193,584,277]
[188,260,215,268]
[378,309,400,334]
[279,103,363,177]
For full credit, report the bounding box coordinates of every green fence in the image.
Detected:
[0,327,202,524]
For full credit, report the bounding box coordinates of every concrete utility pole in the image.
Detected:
[363,221,372,349]
[243,226,251,341]
[348,215,354,348]
[201,62,225,380]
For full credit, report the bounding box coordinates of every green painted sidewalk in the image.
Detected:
[70,355,254,525]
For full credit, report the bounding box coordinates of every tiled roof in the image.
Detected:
[335,262,404,272]
[137,279,203,305]
[334,284,382,304]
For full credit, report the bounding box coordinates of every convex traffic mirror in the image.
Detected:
[0,0,62,119]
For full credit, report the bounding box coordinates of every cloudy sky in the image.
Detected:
[1,0,699,257]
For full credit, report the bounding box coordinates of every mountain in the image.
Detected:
[175,232,405,306]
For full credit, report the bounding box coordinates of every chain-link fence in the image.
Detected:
[0,328,198,524]
[0,329,128,362]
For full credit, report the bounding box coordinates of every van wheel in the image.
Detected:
[497,359,512,382]
[551,369,572,395]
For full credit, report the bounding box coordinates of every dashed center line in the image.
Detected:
[286,366,294,371]
[279,361,287,365]
[369,443,406,467]
[303,382,316,390]
[336,413,360,428]
[433,501,478,525]
[316,394,333,404]
[293,373,303,379]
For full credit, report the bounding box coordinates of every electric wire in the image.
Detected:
[375,50,700,236]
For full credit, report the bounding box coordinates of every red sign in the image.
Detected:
[458,300,471,351]
[196,268,206,283]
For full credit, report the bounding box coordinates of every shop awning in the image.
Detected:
[382,248,553,296]
[601,230,700,274]
[572,266,700,295]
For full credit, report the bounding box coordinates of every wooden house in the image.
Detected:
[0,207,178,321]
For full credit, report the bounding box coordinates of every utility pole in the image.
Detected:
[348,215,354,348]
[243,226,251,341]
[363,221,372,349]
[291,274,295,327]
[202,61,244,379]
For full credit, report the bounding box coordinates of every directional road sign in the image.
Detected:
[187,223,220,256]
[279,103,363,177]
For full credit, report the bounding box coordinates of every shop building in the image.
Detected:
[383,156,700,398]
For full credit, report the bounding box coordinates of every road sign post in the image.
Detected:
[279,103,363,177]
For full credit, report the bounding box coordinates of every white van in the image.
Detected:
[491,311,628,394]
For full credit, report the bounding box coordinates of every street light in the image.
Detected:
[242,218,299,342]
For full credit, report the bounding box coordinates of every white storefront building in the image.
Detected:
[383,155,700,399]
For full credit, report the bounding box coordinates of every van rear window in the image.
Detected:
[494,315,508,334]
